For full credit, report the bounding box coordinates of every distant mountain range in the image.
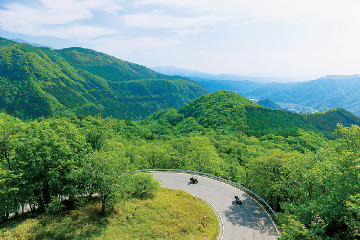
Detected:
[250,75,360,116]
[12,38,55,49]
[0,37,208,120]
[151,66,310,83]
[153,66,360,116]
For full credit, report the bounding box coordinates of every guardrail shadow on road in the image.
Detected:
[224,194,278,236]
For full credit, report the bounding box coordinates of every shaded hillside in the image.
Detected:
[306,108,360,132]
[256,99,284,110]
[0,37,208,120]
[245,107,317,136]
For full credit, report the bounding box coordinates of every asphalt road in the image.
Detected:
[151,171,279,240]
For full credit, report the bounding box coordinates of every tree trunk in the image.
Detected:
[34,189,45,212]
[42,182,51,207]
[101,194,107,216]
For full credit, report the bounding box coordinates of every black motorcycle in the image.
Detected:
[234,196,242,204]
[190,177,198,184]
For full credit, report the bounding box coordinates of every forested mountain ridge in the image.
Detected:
[56,47,167,81]
[178,91,261,131]
[0,37,209,120]
[142,90,360,137]
[306,108,360,132]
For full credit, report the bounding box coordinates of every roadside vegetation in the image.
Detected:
[0,188,218,240]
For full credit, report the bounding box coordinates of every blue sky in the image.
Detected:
[0,0,360,79]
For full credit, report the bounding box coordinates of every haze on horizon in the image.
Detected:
[0,0,360,80]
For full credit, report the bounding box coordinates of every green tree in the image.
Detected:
[14,118,89,212]
[130,172,160,199]
[0,113,23,171]
[171,136,227,176]
[0,114,25,220]
[84,150,132,215]
[246,149,295,210]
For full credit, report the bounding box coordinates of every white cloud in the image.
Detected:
[121,13,230,29]
[91,36,179,52]
[0,0,122,38]
[44,25,117,39]
[133,0,360,25]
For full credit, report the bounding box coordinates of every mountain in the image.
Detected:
[152,66,308,83]
[154,67,360,116]
[306,108,360,132]
[0,37,209,120]
[248,75,360,116]
[256,99,284,110]
[12,38,55,49]
[143,91,360,136]
[178,90,261,131]
[189,79,266,95]
[57,48,166,81]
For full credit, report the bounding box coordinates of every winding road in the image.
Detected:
[151,171,279,240]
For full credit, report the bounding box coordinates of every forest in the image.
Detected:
[0,37,208,120]
[1,90,360,239]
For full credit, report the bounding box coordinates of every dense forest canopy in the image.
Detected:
[0,37,209,120]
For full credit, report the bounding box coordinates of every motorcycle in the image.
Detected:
[234,196,242,204]
[190,177,198,184]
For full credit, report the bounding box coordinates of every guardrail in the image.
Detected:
[140,168,280,224]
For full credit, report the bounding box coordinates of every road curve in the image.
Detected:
[151,171,279,240]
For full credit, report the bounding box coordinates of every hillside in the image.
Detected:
[143,91,360,137]
[0,37,209,120]
[306,108,360,132]
[256,99,284,110]
[178,90,261,131]
[56,47,166,81]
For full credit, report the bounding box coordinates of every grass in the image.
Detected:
[0,187,219,240]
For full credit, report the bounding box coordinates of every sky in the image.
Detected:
[1,0,360,80]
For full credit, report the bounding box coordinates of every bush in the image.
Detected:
[131,172,160,199]
[46,196,64,215]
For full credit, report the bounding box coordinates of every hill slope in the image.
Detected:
[178,90,261,131]
[0,37,208,120]
[143,91,360,136]
[306,108,360,132]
